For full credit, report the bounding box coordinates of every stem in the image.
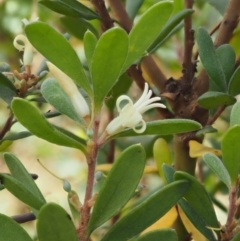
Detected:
[0,112,14,140]
[78,118,100,241]
[182,0,194,84]
[226,183,238,228]
[206,105,226,126]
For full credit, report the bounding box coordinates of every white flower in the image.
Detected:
[13,35,34,66]
[46,62,90,118]
[106,83,166,135]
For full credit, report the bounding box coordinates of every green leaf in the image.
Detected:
[91,27,128,110]
[230,101,240,126]
[153,138,172,178]
[105,73,133,111]
[0,131,32,143]
[174,171,219,230]
[101,180,190,241]
[178,198,217,241]
[0,72,17,92]
[222,125,240,182]
[25,22,92,97]
[216,44,236,84]
[83,30,98,72]
[0,213,33,241]
[122,1,174,72]
[0,62,11,72]
[37,203,78,241]
[136,229,178,241]
[60,16,97,39]
[39,0,100,20]
[0,174,45,210]
[0,85,16,104]
[148,9,194,53]
[11,98,87,153]
[196,125,218,137]
[162,164,175,183]
[228,66,240,96]
[110,119,202,139]
[197,28,227,91]
[232,232,240,241]
[205,0,228,15]
[87,144,146,235]
[202,153,231,189]
[3,152,46,203]
[41,78,84,124]
[126,0,144,19]
[197,91,236,109]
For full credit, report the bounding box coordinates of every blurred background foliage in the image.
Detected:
[0,0,239,239]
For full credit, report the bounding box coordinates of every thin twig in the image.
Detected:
[0,112,14,140]
[206,105,226,126]
[11,213,36,224]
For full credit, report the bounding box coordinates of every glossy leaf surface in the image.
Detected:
[87,144,146,235]
[122,1,173,72]
[101,180,190,241]
[174,172,219,230]
[228,66,240,96]
[12,98,86,152]
[37,203,78,241]
[60,16,97,39]
[39,0,100,20]
[198,91,236,109]
[0,174,45,210]
[4,152,46,202]
[203,153,231,189]
[222,125,240,182]
[84,30,98,72]
[136,229,178,241]
[91,27,128,110]
[41,78,84,124]
[25,22,92,96]
[197,28,226,91]
[110,119,202,139]
[0,213,33,241]
[230,101,240,126]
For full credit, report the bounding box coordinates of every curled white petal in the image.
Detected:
[46,62,90,118]
[13,35,34,65]
[106,83,166,136]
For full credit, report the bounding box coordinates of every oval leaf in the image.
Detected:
[11,98,86,152]
[87,144,146,235]
[230,101,240,126]
[0,174,45,210]
[110,119,202,139]
[39,0,100,20]
[202,153,231,189]
[0,213,33,241]
[198,91,236,109]
[174,171,219,230]
[101,180,190,241]
[136,229,178,241]
[3,152,46,203]
[197,28,227,91]
[25,22,92,96]
[37,203,78,241]
[126,0,144,19]
[0,72,17,92]
[222,125,240,182]
[228,66,240,96]
[122,1,173,72]
[216,44,236,84]
[60,16,97,40]
[91,27,128,110]
[41,78,84,124]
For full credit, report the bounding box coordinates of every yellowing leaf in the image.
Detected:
[178,205,207,241]
[189,140,222,158]
[142,207,178,234]
[96,164,157,174]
